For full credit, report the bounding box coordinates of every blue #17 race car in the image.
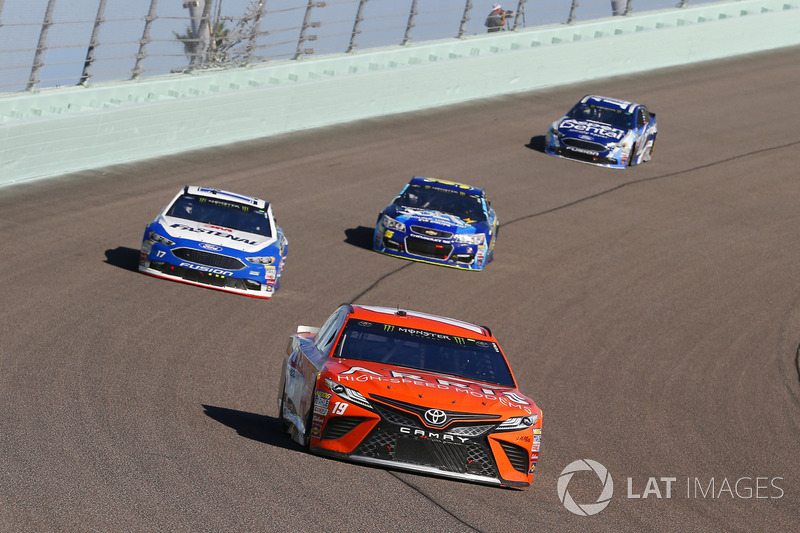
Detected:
[373,177,498,271]
[545,95,657,168]
[139,186,288,299]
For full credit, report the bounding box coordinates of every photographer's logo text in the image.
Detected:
[559,460,785,516]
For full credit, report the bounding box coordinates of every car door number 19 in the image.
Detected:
[332,402,348,415]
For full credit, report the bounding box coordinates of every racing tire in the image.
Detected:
[487,225,499,264]
[278,367,293,434]
[629,142,640,166]
[302,400,315,449]
[278,391,290,433]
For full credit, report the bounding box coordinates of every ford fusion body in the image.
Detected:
[278,304,542,489]
[373,177,498,270]
[139,186,288,298]
[545,95,657,168]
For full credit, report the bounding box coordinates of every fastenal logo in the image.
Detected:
[558,459,614,516]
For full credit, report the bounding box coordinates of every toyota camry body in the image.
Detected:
[277,304,542,489]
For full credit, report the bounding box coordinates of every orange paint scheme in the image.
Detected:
[278,304,542,489]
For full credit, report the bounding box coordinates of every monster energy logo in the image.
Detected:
[453,337,466,345]
[384,325,395,332]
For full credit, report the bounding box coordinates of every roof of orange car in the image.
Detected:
[349,304,492,338]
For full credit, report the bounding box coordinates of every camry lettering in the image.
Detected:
[169,223,258,245]
[400,427,469,443]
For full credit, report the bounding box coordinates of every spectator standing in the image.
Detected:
[485,3,515,33]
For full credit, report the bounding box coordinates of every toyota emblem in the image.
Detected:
[424,409,447,426]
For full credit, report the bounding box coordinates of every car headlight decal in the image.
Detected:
[148,231,175,246]
[382,214,406,233]
[245,256,276,265]
[497,414,538,431]
[454,233,485,245]
[609,132,634,150]
[324,378,372,410]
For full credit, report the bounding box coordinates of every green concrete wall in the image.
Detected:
[1,0,799,186]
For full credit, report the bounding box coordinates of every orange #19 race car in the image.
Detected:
[277,304,542,489]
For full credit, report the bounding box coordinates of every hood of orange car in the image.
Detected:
[324,359,537,416]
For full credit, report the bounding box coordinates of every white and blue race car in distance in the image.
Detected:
[545,95,657,168]
[139,186,288,299]
[373,177,498,271]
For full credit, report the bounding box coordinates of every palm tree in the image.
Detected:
[175,21,231,63]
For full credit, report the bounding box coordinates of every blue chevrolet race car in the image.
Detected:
[545,95,657,168]
[373,177,498,271]
[139,186,288,299]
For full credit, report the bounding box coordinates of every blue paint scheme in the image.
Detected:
[139,186,288,298]
[373,177,498,271]
[545,95,658,168]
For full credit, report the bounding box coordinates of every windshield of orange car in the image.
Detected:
[166,193,272,237]
[334,320,515,387]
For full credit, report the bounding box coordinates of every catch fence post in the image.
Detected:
[27,0,58,90]
[132,0,160,79]
[80,0,108,86]
[347,0,368,53]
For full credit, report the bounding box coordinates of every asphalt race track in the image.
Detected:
[2,45,799,532]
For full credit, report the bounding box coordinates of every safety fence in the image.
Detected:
[0,0,714,93]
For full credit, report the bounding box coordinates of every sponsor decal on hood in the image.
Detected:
[394,206,470,228]
[333,364,534,412]
[558,118,626,142]
[161,216,277,250]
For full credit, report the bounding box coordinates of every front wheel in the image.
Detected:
[278,390,290,433]
[302,397,315,449]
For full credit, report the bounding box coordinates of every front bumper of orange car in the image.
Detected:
[309,384,540,489]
